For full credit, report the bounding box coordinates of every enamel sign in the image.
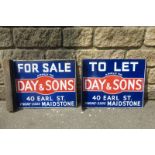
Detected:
[82,59,146,108]
[13,60,76,108]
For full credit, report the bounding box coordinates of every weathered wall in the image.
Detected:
[0,27,155,102]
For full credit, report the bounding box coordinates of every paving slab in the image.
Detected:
[0,101,155,128]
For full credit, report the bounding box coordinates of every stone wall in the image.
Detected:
[0,27,155,101]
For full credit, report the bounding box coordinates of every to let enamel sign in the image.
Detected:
[82,59,146,108]
[13,60,76,108]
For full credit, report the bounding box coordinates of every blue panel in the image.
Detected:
[82,59,146,108]
[13,60,76,108]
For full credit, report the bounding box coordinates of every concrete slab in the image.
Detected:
[0,101,155,128]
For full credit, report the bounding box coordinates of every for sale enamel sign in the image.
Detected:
[13,60,76,108]
[82,59,146,108]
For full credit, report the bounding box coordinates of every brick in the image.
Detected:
[126,50,155,67]
[145,68,150,84]
[63,28,93,47]
[0,67,4,84]
[110,50,126,59]
[46,50,76,59]
[76,50,114,67]
[0,85,5,100]
[94,27,144,48]
[148,68,155,84]
[146,85,155,100]
[144,27,155,46]
[0,49,45,60]
[0,28,13,47]
[76,50,126,66]
[13,28,61,48]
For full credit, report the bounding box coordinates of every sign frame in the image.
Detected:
[4,59,77,111]
[82,59,146,108]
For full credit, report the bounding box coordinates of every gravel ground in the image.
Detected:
[0,101,155,129]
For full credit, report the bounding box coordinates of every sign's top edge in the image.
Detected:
[12,59,76,62]
[82,59,146,61]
